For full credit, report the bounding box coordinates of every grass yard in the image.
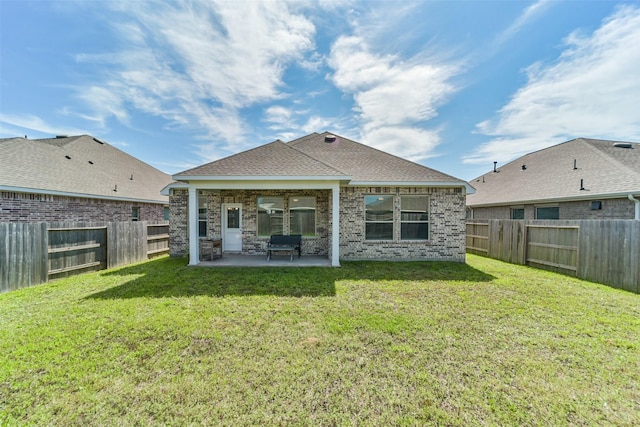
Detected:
[1,254,638,426]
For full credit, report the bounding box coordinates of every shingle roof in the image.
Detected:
[467,138,640,207]
[0,135,172,203]
[289,132,465,184]
[174,140,348,178]
[174,131,467,186]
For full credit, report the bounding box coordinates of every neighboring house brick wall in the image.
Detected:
[559,198,635,219]
[169,186,466,261]
[470,198,635,220]
[0,191,166,223]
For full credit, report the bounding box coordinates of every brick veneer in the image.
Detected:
[169,186,467,262]
[470,197,635,220]
[0,191,167,223]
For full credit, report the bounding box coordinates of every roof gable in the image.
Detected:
[173,132,467,187]
[467,138,640,206]
[174,140,348,178]
[0,135,172,203]
[288,132,465,184]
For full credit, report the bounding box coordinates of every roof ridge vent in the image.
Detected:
[56,135,69,139]
[613,142,633,148]
[324,134,337,143]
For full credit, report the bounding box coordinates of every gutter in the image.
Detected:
[629,194,640,220]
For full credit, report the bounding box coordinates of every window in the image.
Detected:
[290,197,316,237]
[401,196,429,240]
[131,207,140,221]
[198,194,207,237]
[163,206,170,221]
[258,197,284,236]
[536,206,559,220]
[511,208,525,219]
[365,195,393,240]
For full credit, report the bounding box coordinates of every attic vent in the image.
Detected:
[65,155,72,160]
[56,135,68,139]
[93,137,105,144]
[613,142,632,148]
[521,165,527,171]
[88,161,94,165]
[324,134,337,143]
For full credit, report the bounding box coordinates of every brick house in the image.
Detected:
[0,135,173,222]
[165,132,473,266]
[467,138,640,220]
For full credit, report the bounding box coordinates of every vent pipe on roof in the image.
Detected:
[580,179,585,191]
[614,142,632,148]
[130,174,134,180]
[493,161,498,173]
[573,159,577,170]
[521,164,527,171]
[324,134,337,143]
[113,185,118,192]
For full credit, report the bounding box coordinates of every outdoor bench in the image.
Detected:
[266,234,302,261]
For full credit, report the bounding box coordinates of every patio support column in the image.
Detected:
[188,185,199,265]
[331,184,340,267]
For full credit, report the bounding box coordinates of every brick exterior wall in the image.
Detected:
[470,197,635,220]
[0,191,167,223]
[169,186,467,262]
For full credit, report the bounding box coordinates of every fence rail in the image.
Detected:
[1,221,169,293]
[467,219,639,294]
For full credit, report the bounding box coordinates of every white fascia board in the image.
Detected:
[348,181,475,194]
[173,175,351,182]
[161,181,188,196]
[0,185,168,205]
[183,179,345,190]
[467,190,640,208]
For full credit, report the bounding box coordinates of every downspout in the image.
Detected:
[629,193,640,220]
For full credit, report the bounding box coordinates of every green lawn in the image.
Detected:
[1,255,638,426]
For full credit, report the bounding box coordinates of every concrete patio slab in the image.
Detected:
[197,254,333,267]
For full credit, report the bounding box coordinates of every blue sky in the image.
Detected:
[1,1,639,180]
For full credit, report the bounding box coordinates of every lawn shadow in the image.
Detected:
[87,257,338,299]
[86,257,494,300]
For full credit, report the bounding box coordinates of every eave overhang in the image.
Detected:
[0,185,168,205]
[467,190,640,208]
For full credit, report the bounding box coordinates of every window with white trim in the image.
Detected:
[365,195,393,240]
[289,196,316,237]
[258,196,284,236]
[400,196,429,240]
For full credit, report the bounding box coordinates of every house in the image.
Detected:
[466,138,640,220]
[165,132,473,266]
[0,135,173,223]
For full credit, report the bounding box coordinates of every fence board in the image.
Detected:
[467,219,639,294]
[1,221,168,293]
[578,220,639,293]
[0,222,48,292]
[47,223,107,279]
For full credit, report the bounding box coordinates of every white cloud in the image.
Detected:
[72,0,317,156]
[328,34,459,161]
[0,113,86,137]
[466,5,640,165]
[495,0,553,47]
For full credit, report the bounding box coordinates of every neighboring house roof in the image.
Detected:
[0,135,172,203]
[467,138,640,207]
[173,131,471,190]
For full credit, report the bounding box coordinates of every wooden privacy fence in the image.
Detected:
[1,221,169,293]
[466,219,640,293]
